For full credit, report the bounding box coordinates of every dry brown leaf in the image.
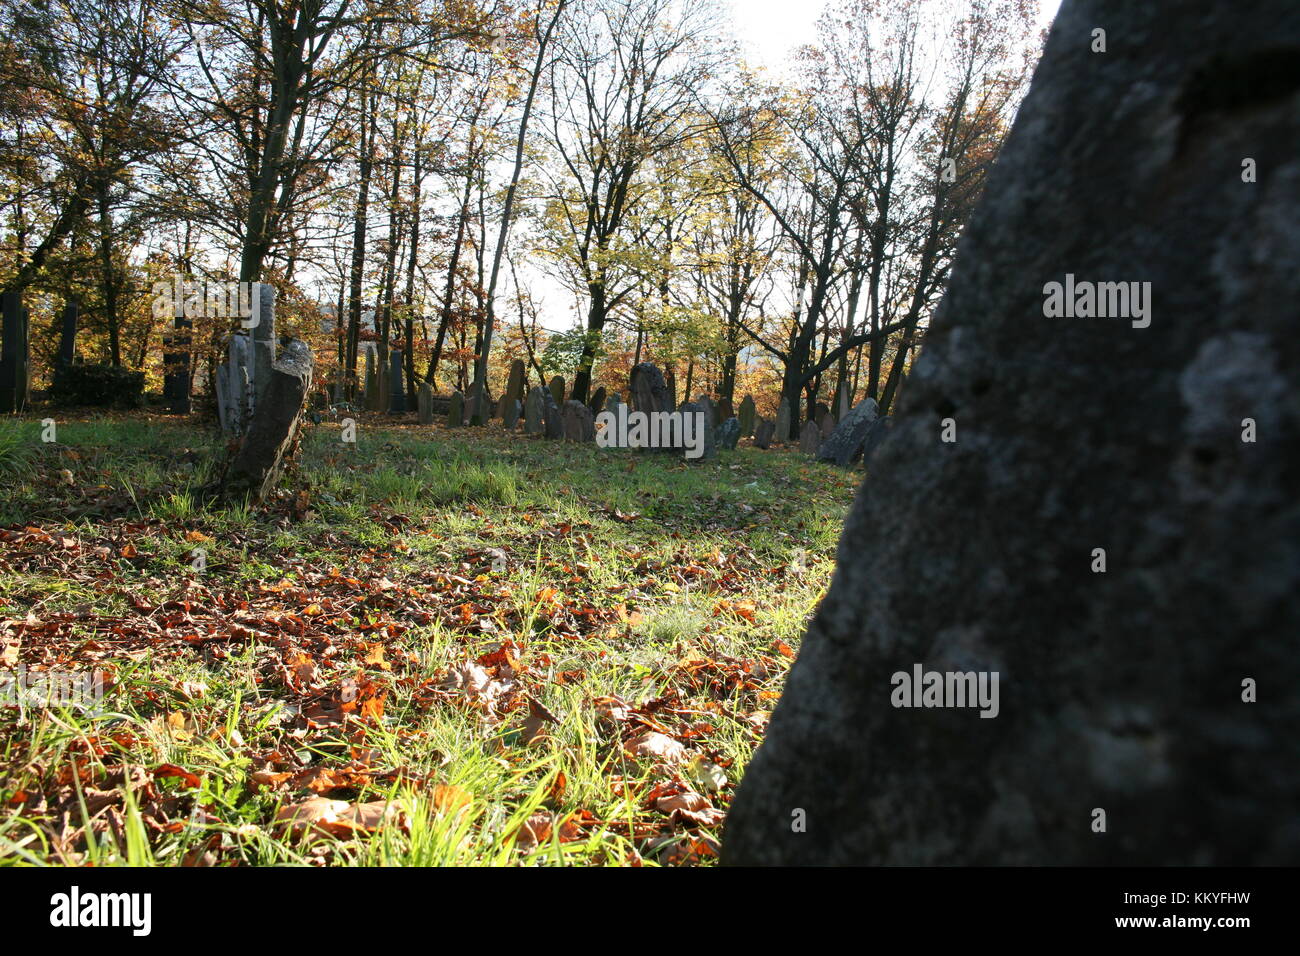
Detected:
[624,731,687,764]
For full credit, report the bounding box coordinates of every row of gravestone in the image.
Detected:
[400,356,887,468]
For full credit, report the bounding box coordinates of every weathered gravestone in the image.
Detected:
[464,379,485,425]
[549,375,565,405]
[738,395,756,437]
[219,339,313,504]
[695,393,718,430]
[820,413,835,443]
[799,420,820,455]
[447,390,463,427]
[589,386,607,416]
[815,398,880,468]
[388,349,405,412]
[542,386,563,439]
[723,0,1300,866]
[417,382,434,425]
[504,359,526,417]
[605,391,622,412]
[753,419,774,450]
[629,363,670,414]
[562,399,595,442]
[362,349,378,410]
[774,398,792,444]
[716,417,740,451]
[503,398,521,430]
[524,387,545,435]
[678,401,716,460]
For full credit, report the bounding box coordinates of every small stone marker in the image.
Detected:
[549,375,565,405]
[716,417,740,451]
[503,398,521,430]
[417,382,434,424]
[524,386,545,435]
[775,398,792,443]
[816,398,880,467]
[738,395,756,437]
[447,389,464,427]
[754,419,775,449]
[562,399,595,442]
[799,420,820,455]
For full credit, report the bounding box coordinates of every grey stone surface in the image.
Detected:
[753,419,774,450]
[723,0,1300,866]
[716,417,740,451]
[524,386,544,435]
[589,386,607,415]
[417,382,434,425]
[549,375,565,405]
[799,420,820,455]
[503,398,521,430]
[678,400,715,460]
[774,398,791,443]
[629,362,670,415]
[562,399,595,442]
[815,397,880,467]
[447,390,463,427]
[220,339,312,504]
[738,395,756,437]
[504,358,526,417]
[542,385,563,439]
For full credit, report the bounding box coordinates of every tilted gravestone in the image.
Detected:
[799,420,820,456]
[589,386,607,415]
[738,395,756,437]
[417,382,434,425]
[524,386,545,435]
[723,0,1300,866]
[548,375,565,405]
[447,390,463,427]
[219,339,313,504]
[562,399,595,442]
[820,413,836,443]
[815,398,880,468]
[716,417,740,451]
[753,419,774,450]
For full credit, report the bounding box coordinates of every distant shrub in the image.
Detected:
[51,364,145,408]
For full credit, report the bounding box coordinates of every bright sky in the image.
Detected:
[731,0,1064,73]
[514,0,1067,333]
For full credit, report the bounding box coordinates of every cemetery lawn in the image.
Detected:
[0,413,859,866]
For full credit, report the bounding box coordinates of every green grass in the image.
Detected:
[0,410,861,866]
